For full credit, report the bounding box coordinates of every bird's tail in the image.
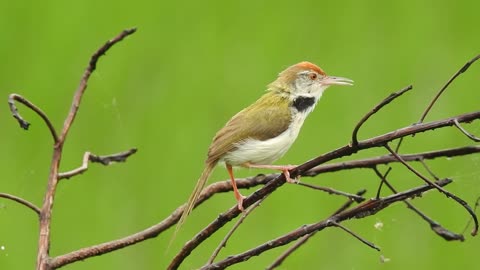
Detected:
[169,161,217,247]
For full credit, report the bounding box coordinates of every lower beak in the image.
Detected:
[322,76,354,86]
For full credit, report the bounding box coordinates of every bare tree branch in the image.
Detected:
[419,54,480,122]
[331,221,380,251]
[293,111,480,180]
[200,179,452,270]
[169,111,480,269]
[58,148,138,180]
[384,144,478,236]
[58,28,137,143]
[454,119,480,142]
[296,182,365,202]
[33,28,137,270]
[463,196,480,235]
[351,85,412,146]
[305,145,480,176]
[49,174,271,269]
[372,167,464,241]
[8,94,59,142]
[5,34,479,270]
[0,192,41,215]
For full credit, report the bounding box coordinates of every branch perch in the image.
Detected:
[200,179,452,269]
[169,111,480,269]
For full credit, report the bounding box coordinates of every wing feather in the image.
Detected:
[207,92,292,164]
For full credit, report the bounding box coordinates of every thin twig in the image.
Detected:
[375,167,392,199]
[58,149,138,179]
[372,167,464,241]
[351,85,413,146]
[296,182,365,202]
[330,221,380,251]
[419,54,480,123]
[201,179,452,270]
[463,196,480,235]
[206,198,265,265]
[58,28,137,143]
[0,192,41,215]
[454,119,480,142]
[418,159,440,180]
[384,143,478,236]
[8,94,59,142]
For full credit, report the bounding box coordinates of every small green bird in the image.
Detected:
[177,61,352,233]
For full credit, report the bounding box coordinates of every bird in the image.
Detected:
[175,61,352,235]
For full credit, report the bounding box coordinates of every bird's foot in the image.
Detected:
[282,168,300,184]
[235,194,247,211]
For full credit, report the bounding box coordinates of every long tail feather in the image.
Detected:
[169,161,217,248]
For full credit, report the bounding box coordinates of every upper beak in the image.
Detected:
[322,76,354,86]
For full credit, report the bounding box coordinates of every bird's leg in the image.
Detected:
[226,164,246,211]
[243,163,300,183]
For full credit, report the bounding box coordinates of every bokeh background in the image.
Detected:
[1,0,479,269]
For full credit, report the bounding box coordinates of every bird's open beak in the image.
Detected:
[322,76,354,86]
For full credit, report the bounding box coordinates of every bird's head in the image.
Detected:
[269,61,353,99]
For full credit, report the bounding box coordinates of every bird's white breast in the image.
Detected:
[221,108,312,166]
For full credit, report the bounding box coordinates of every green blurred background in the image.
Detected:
[1,0,479,269]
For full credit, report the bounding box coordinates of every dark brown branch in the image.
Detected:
[8,94,59,142]
[0,192,41,215]
[200,179,452,269]
[305,145,480,176]
[351,85,412,146]
[454,119,480,142]
[384,144,478,236]
[419,54,480,123]
[295,111,480,179]
[372,167,464,241]
[169,111,480,269]
[58,149,138,180]
[296,182,365,202]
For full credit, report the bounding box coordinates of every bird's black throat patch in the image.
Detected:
[292,96,316,112]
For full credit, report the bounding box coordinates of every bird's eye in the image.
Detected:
[308,73,318,80]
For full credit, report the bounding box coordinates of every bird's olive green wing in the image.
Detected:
[206,92,292,164]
